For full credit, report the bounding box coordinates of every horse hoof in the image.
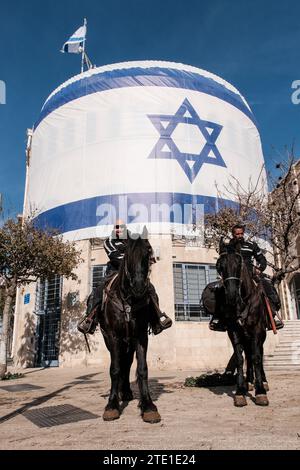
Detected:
[142,410,161,424]
[234,395,247,407]
[103,408,120,421]
[255,394,269,406]
[247,383,254,391]
[263,382,269,392]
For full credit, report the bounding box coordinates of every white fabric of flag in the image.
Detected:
[30,61,266,240]
[61,24,86,54]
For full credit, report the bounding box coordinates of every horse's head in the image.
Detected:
[122,226,152,299]
[217,238,243,308]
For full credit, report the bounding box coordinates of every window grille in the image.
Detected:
[35,275,62,367]
[173,263,218,321]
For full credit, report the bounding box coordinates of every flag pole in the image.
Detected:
[81,18,87,73]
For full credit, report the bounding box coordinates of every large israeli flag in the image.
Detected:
[29,60,267,240]
[61,23,86,54]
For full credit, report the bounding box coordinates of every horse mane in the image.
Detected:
[125,235,153,264]
[227,238,241,253]
[219,237,241,255]
[116,234,153,294]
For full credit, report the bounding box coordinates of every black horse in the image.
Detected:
[98,228,161,423]
[215,239,269,407]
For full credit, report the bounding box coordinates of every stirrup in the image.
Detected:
[267,319,284,331]
[77,310,98,335]
[209,318,227,332]
[159,314,172,329]
[152,314,172,335]
[275,320,284,330]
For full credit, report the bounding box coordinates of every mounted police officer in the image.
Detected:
[208,224,284,331]
[78,220,172,335]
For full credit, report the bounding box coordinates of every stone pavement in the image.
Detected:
[0,366,300,450]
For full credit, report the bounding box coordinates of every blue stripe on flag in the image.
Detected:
[67,37,85,42]
[35,67,257,129]
[33,192,237,234]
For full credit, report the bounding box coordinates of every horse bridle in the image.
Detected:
[223,276,241,283]
[219,251,244,289]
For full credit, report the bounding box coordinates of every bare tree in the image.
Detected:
[204,150,300,283]
[0,215,82,378]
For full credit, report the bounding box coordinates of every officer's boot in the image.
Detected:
[209,315,227,332]
[77,285,103,335]
[148,291,172,335]
[268,309,284,331]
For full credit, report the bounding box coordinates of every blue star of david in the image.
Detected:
[147,98,226,182]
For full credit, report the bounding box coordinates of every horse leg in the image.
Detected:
[103,339,121,421]
[244,340,254,391]
[120,345,135,402]
[136,334,161,423]
[260,344,269,391]
[252,335,269,406]
[225,352,237,375]
[228,331,247,407]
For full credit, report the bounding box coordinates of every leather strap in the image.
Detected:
[102,273,119,309]
[84,333,91,353]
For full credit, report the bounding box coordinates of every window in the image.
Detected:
[34,275,62,367]
[173,263,218,321]
[35,275,62,316]
[92,265,107,289]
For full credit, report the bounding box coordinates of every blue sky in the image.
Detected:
[0,0,299,218]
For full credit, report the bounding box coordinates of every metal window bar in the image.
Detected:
[92,265,107,289]
[34,276,62,367]
[173,263,218,321]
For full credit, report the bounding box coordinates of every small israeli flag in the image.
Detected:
[61,23,86,54]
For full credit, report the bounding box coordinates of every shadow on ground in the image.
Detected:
[0,372,103,425]
[100,377,176,402]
